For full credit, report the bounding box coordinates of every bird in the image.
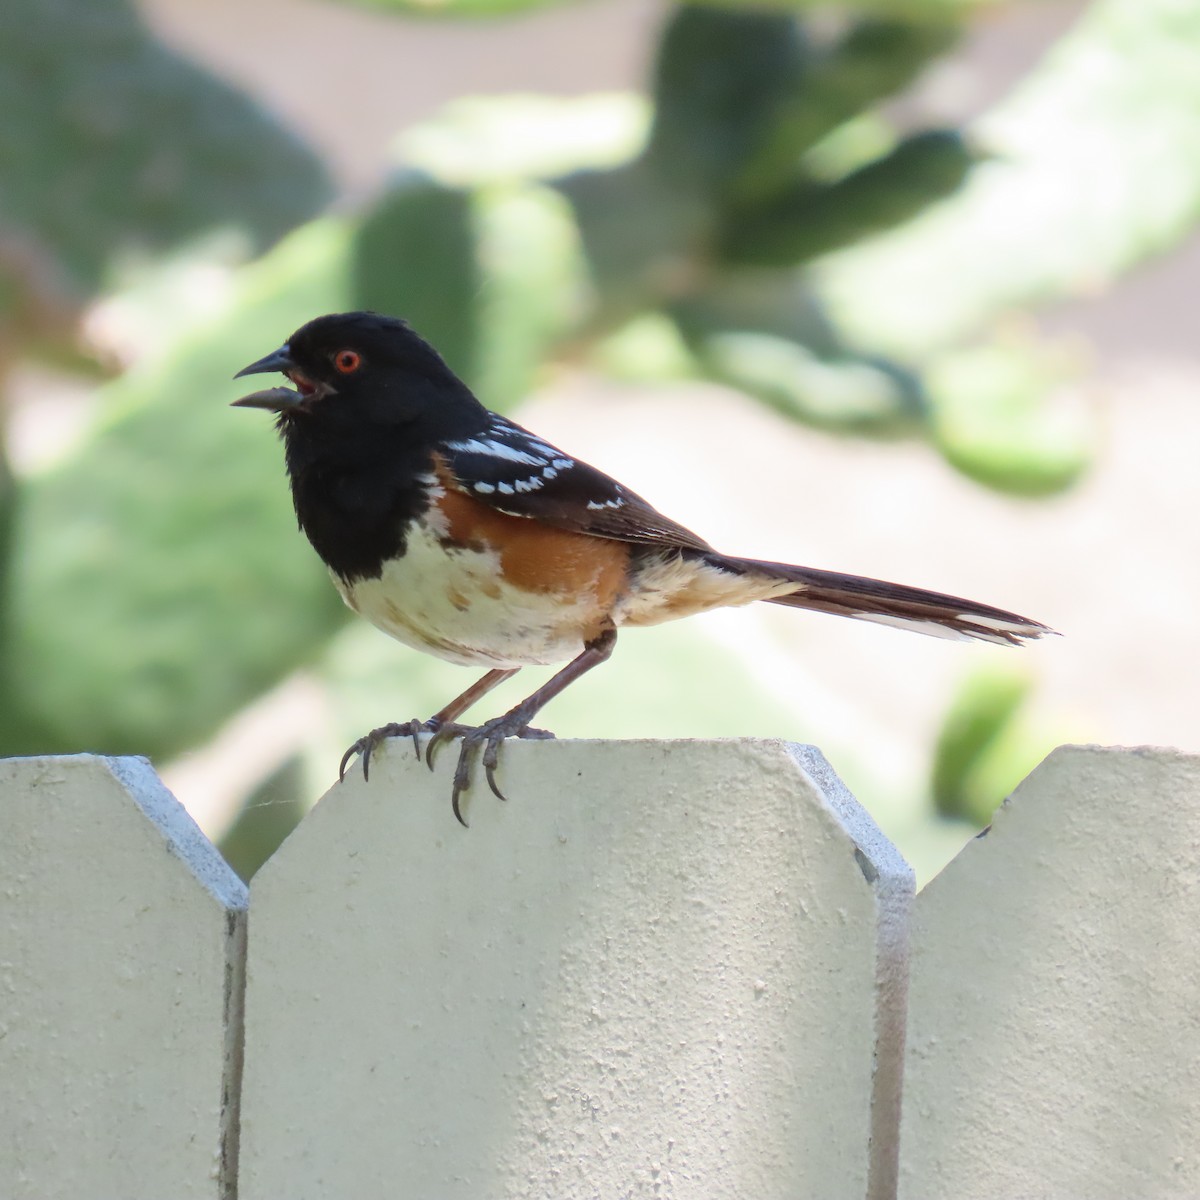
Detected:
[234,311,1053,824]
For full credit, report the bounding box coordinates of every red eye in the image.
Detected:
[334,349,361,374]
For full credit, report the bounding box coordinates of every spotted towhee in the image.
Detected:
[234,312,1052,823]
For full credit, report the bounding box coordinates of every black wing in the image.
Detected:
[439,414,711,552]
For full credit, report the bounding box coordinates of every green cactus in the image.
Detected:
[728,18,960,202]
[821,0,1200,356]
[1,223,353,757]
[0,0,331,314]
[719,130,977,267]
[645,6,814,202]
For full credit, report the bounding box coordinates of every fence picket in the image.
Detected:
[238,739,912,1200]
[1,755,247,1200]
[899,745,1200,1199]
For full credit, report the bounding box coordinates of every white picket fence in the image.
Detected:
[3,741,1199,1200]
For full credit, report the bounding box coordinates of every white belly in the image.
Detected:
[336,521,599,668]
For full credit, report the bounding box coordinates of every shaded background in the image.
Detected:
[4,0,1198,881]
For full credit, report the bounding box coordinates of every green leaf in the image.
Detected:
[0,0,331,309]
[822,0,1200,354]
[730,18,960,201]
[720,130,977,267]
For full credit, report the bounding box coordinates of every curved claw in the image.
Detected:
[424,715,558,824]
[339,720,429,784]
[450,742,475,827]
[424,721,467,773]
[360,733,383,782]
[484,761,507,802]
[338,742,361,782]
[481,736,508,802]
[425,729,448,773]
[451,782,469,827]
[446,726,501,821]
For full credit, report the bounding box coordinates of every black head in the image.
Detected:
[233,311,488,440]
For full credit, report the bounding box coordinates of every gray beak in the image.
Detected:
[232,344,304,411]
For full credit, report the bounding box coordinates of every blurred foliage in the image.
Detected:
[345,0,1003,19]
[2,0,1198,869]
[927,337,1092,495]
[2,221,353,758]
[930,664,1066,828]
[0,0,332,327]
[823,0,1200,352]
[932,665,1032,826]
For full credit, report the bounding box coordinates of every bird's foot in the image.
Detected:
[423,716,555,826]
[339,718,439,782]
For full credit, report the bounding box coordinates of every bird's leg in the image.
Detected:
[447,628,617,825]
[339,667,520,781]
[420,667,525,764]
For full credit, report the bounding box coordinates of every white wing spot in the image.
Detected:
[542,466,558,480]
[518,433,559,456]
[497,481,514,495]
[474,482,496,494]
[552,458,573,470]
[586,498,624,511]
[449,437,547,467]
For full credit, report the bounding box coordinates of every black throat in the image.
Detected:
[277,405,484,585]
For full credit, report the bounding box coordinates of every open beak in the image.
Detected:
[232,344,307,411]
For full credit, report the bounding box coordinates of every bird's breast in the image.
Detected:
[335,500,630,668]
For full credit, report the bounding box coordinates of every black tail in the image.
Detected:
[725,557,1053,646]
